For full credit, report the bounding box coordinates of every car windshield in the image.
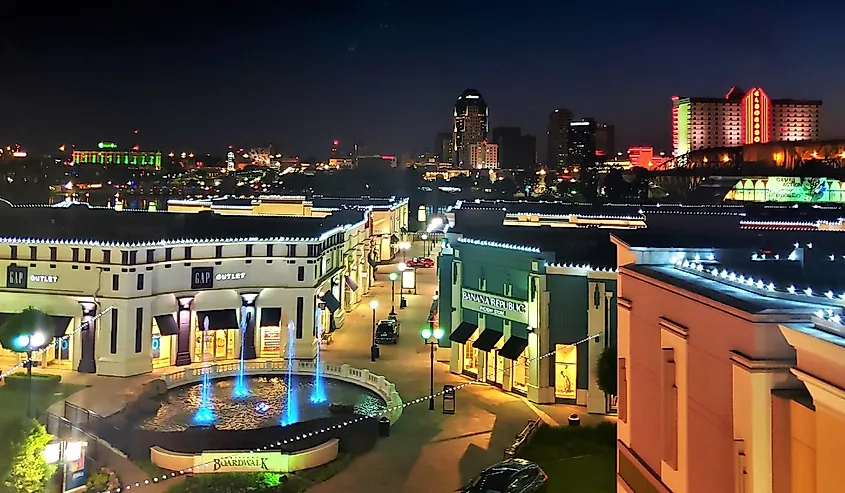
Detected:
[464,470,512,493]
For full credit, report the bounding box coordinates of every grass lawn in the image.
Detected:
[0,378,86,422]
[517,422,616,493]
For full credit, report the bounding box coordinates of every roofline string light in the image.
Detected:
[97,335,599,493]
[672,257,845,303]
[0,306,115,380]
[544,262,618,273]
[457,237,541,253]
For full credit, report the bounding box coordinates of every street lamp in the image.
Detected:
[369,300,379,362]
[398,262,407,308]
[421,233,429,256]
[388,272,399,316]
[14,331,48,418]
[398,241,411,263]
[44,440,85,493]
[421,325,445,410]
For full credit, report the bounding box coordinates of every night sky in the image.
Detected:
[3,1,842,157]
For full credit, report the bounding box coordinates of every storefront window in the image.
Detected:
[194,328,236,362]
[260,326,281,357]
[513,347,530,392]
[151,321,173,369]
[555,344,578,400]
[463,338,478,376]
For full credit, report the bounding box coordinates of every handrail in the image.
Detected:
[504,419,541,459]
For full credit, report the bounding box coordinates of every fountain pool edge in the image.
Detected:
[160,360,403,424]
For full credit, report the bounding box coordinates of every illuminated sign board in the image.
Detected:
[215,272,246,281]
[30,274,59,283]
[461,288,528,324]
[191,267,214,290]
[6,265,27,288]
[97,142,118,149]
[725,177,845,204]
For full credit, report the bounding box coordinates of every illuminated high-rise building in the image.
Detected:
[672,86,821,157]
[546,108,572,170]
[469,141,498,169]
[453,89,488,168]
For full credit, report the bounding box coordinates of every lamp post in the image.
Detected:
[420,233,429,257]
[44,440,85,493]
[14,331,48,418]
[421,324,445,411]
[398,241,411,263]
[388,272,399,316]
[398,262,407,307]
[369,300,379,362]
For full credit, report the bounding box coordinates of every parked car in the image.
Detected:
[375,319,401,344]
[458,458,548,493]
[407,257,435,268]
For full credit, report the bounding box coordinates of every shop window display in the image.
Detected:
[555,344,577,400]
[512,348,530,392]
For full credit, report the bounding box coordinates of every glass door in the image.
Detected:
[486,350,497,385]
[214,330,228,359]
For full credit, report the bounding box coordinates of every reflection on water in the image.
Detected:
[139,375,386,432]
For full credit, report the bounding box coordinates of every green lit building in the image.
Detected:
[73,148,162,170]
[437,206,619,412]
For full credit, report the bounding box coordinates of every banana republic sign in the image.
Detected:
[461,288,529,324]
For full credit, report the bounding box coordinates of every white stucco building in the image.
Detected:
[0,195,408,377]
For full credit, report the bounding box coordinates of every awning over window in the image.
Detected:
[390,234,400,243]
[49,316,74,339]
[345,276,359,292]
[196,310,239,331]
[260,308,282,327]
[499,336,529,360]
[449,321,478,344]
[154,314,179,336]
[368,256,377,267]
[321,292,340,313]
[473,329,503,352]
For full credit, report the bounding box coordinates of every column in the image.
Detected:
[174,297,194,366]
[76,302,97,374]
[587,280,608,413]
[241,294,258,360]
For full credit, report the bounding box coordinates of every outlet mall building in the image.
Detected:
[0,195,408,377]
[436,200,845,413]
[613,225,845,493]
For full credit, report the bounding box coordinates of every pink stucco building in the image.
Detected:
[613,231,845,493]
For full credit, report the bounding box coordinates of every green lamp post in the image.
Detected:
[388,272,399,316]
[421,325,445,411]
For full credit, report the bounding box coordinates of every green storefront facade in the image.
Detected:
[438,237,618,412]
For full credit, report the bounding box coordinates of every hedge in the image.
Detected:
[2,373,62,392]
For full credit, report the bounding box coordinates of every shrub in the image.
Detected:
[596,345,617,397]
[86,472,109,491]
[3,373,62,392]
[0,417,57,493]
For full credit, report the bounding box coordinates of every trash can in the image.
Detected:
[378,417,391,437]
[568,413,581,427]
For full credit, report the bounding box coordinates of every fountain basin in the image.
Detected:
[160,361,404,424]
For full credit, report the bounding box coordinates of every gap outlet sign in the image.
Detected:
[461,288,529,324]
[191,267,214,290]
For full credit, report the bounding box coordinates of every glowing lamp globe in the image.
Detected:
[421,328,432,339]
[30,332,46,348]
[13,334,30,350]
[433,328,445,340]
[369,300,379,310]
[388,272,399,281]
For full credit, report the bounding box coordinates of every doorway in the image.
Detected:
[485,350,505,387]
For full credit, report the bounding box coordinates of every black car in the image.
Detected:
[375,319,400,344]
[459,459,548,493]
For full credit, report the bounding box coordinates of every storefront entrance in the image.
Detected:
[485,350,505,387]
[193,309,239,362]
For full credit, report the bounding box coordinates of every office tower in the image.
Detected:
[492,127,536,170]
[435,132,452,164]
[546,108,572,170]
[595,123,616,158]
[469,141,498,169]
[672,86,821,156]
[453,89,488,168]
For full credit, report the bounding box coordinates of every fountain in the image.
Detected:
[280,321,299,426]
[192,317,216,425]
[232,309,251,399]
[310,308,327,404]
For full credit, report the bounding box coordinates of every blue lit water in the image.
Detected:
[139,375,386,432]
[310,311,327,404]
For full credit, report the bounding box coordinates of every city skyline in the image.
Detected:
[2,2,842,156]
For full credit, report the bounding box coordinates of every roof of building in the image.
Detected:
[623,264,831,315]
[0,203,366,245]
[310,195,407,210]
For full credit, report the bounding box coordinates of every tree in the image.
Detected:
[0,308,50,358]
[596,345,617,397]
[0,417,57,493]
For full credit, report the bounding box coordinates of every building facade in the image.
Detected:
[72,149,162,170]
[612,231,845,493]
[0,198,408,378]
[469,141,499,169]
[453,89,489,168]
[672,86,822,156]
[546,108,572,170]
[438,237,617,411]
